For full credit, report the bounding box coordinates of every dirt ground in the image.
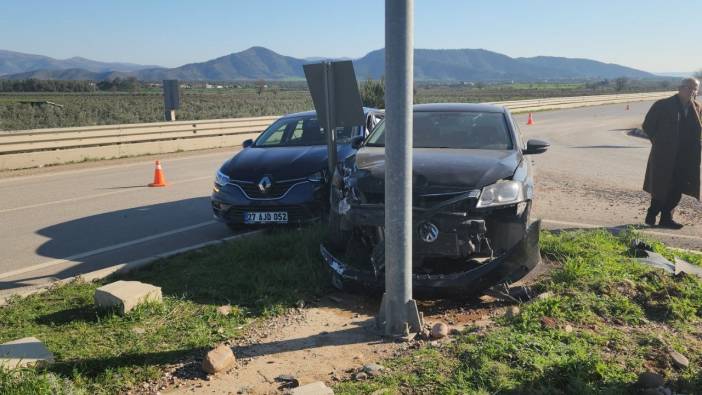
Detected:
[532,169,702,251]
[141,262,553,395]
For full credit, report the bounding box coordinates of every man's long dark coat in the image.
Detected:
[642,95,701,201]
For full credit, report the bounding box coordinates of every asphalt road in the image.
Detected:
[516,100,702,249]
[0,152,237,297]
[1,101,700,297]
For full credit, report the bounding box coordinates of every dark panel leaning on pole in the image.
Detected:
[303,61,365,174]
[324,64,337,172]
[163,80,180,121]
[381,0,422,337]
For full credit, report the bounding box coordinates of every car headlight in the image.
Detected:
[476,180,526,208]
[307,170,325,182]
[214,170,230,187]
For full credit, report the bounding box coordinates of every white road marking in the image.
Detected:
[0,220,218,280]
[0,175,213,214]
[542,219,702,242]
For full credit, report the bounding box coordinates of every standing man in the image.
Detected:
[642,78,701,229]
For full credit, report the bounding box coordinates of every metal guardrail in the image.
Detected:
[0,91,674,170]
[0,116,278,170]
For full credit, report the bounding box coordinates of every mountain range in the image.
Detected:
[0,50,157,76]
[0,46,656,82]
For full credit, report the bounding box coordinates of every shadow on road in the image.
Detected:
[0,196,222,291]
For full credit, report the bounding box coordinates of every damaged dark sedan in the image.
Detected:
[322,103,550,295]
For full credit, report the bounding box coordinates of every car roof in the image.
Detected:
[281,107,382,119]
[413,103,506,113]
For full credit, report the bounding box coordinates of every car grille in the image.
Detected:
[224,205,315,223]
[360,191,478,209]
[230,179,305,199]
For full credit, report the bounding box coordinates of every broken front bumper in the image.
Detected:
[320,219,541,296]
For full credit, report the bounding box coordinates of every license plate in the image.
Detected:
[243,211,288,224]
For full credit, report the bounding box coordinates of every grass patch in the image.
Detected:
[0,226,329,394]
[336,229,702,394]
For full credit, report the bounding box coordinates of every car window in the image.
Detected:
[366,111,513,150]
[257,119,290,146]
[289,121,305,143]
[255,115,363,147]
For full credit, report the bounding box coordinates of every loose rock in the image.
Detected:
[286,381,334,395]
[274,374,300,388]
[431,323,449,339]
[354,372,368,380]
[669,350,689,369]
[505,306,520,318]
[363,363,385,377]
[216,305,232,316]
[201,345,235,374]
[564,324,573,333]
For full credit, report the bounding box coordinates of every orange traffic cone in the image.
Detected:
[526,113,535,125]
[148,160,167,187]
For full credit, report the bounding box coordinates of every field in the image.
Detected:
[0,81,672,131]
[0,89,314,131]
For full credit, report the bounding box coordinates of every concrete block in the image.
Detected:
[287,381,334,395]
[94,280,162,314]
[0,337,54,368]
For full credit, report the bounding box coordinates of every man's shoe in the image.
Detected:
[658,219,684,229]
[644,211,657,226]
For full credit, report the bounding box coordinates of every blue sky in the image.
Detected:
[1,0,698,73]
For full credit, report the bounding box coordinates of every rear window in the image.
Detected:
[366,111,513,150]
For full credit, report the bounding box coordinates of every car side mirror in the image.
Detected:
[242,139,254,148]
[350,135,365,149]
[523,139,549,155]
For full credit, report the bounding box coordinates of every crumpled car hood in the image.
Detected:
[354,147,520,194]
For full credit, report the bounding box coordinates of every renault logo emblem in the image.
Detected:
[257,176,272,193]
[418,222,439,243]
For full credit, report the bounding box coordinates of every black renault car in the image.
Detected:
[211,109,383,229]
[322,103,549,295]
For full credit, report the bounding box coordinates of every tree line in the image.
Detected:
[0,78,143,93]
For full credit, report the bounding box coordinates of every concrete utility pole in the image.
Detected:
[380,0,422,337]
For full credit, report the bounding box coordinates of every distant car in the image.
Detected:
[322,103,550,295]
[211,108,383,229]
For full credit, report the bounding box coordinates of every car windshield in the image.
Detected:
[365,111,513,150]
[255,116,362,147]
